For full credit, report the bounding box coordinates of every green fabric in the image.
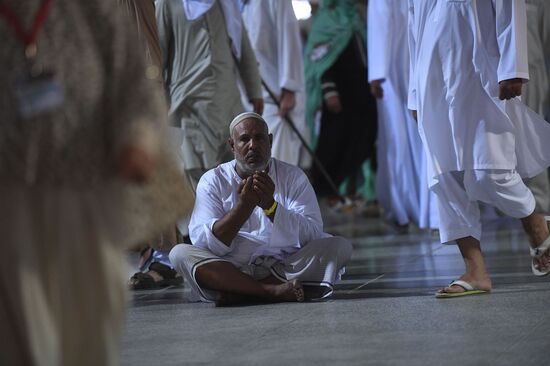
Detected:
[304,0,366,148]
[358,159,377,201]
[338,159,377,201]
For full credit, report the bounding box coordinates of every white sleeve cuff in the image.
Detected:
[202,220,232,257]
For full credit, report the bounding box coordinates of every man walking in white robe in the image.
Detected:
[368,0,438,230]
[156,0,263,189]
[408,0,550,297]
[240,0,309,167]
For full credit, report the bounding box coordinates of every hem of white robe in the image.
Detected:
[440,225,482,244]
[497,71,530,83]
[430,166,550,188]
[191,258,231,302]
[429,165,517,188]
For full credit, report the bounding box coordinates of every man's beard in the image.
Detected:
[236,153,269,177]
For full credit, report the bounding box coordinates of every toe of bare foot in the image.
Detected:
[290,280,305,302]
[438,284,464,295]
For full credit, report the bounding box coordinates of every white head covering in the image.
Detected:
[229,112,267,136]
[181,0,242,59]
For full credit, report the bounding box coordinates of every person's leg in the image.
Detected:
[465,170,550,272]
[313,109,344,197]
[169,244,304,304]
[523,172,550,214]
[275,236,353,300]
[195,261,304,303]
[432,172,490,294]
[520,212,550,271]
[440,236,492,294]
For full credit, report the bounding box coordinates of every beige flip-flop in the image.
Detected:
[435,280,489,299]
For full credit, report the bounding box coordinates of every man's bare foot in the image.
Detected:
[521,213,549,248]
[265,280,305,302]
[437,274,492,295]
[216,280,305,306]
[532,249,550,274]
[521,213,550,273]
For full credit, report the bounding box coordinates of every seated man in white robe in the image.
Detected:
[170,112,352,305]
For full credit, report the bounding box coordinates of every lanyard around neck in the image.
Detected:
[0,0,54,58]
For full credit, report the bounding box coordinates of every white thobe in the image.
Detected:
[241,0,309,167]
[189,159,328,267]
[367,0,438,229]
[408,0,550,187]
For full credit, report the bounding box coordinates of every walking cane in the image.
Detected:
[260,80,346,204]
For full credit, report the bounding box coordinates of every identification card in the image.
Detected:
[14,71,64,119]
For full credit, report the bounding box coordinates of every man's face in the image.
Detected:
[230,118,273,177]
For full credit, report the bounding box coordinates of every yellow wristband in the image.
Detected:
[263,200,278,216]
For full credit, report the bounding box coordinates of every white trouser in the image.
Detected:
[432,170,536,243]
[169,237,352,302]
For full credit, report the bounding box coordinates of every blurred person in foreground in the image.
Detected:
[169,112,352,306]
[0,1,193,365]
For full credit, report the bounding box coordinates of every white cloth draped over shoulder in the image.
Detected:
[189,159,330,267]
[407,0,550,187]
[240,0,309,166]
[367,0,438,229]
[181,0,243,59]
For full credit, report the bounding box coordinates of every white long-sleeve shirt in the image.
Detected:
[189,159,328,266]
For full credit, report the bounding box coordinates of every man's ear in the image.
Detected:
[228,138,235,152]
[269,133,273,147]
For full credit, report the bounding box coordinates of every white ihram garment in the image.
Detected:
[173,158,350,302]
[188,159,330,265]
[368,0,438,229]
[241,0,309,166]
[407,0,550,242]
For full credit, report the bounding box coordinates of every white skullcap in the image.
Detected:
[229,112,267,136]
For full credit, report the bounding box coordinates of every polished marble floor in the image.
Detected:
[121,206,550,366]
